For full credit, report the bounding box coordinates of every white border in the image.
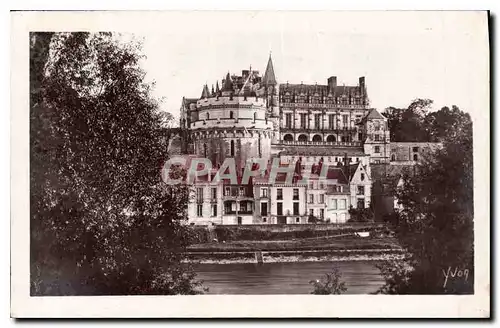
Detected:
[10,10,490,318]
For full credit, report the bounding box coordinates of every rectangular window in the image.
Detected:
[358,132,363,141]
[331,199,337,210]
[357,199,365,209]
[231,187,238,197]
[293,188,299,200]
[277,202,283,215]
[314,114,321,129]
[285,113,292,128]
[261,188,268,198]
[261,202,268,216]
[300,113,307,128]
[240,202,247,212]
[309,209,314,216]
[211,187,217,200]
[374,146,381,153]
[293,202,299,215]
[339,199,347,209]
[309,181,314,189]
[309,194,314,204]
[239,187,246,196]
[277,188,283,200]
[224,186,230,196]
[320,209,324,218]
[197,204,203,217]
[342,115,348,125]
[319,182,323,189]
[196,188,204,203]
[413,147,419,152]
[211,204,217,217]
[329,114,334,129]
[374,134,380,141]
[357,186,365,195]
[224,202,232,214]
[319,194,325,203]
[296,217,300,223]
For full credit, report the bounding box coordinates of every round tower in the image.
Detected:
[190,74,274,173]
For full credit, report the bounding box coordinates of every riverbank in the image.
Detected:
[185,232,405,264]
[183,251,405,264]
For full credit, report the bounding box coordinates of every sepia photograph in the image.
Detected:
[11,10,490,318]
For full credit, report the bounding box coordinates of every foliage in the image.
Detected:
[377,106,473,294]
[310,267,348,294]
[348,206,374,223]
[383,99,433,142]
[383,99,471,143]
[30,32,204,295]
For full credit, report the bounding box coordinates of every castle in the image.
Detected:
[169,54,438,225]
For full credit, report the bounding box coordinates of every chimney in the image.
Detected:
[327,76,337,91]
[359,76,366,90]
[344,152,349,179]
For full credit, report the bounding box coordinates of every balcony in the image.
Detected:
[279,140,362,147]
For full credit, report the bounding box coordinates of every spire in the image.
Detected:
[211,84,215,96]
[222,72,233,91]
[200,84,210,99]
[263,53,277,85]
[216,81,220,93]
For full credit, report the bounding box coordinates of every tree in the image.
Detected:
[310,267,347,294]
[377,106,473,294]
[30,32,204,295]
[383,98,433,142]
[348,206,374,223]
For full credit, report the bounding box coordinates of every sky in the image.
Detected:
[135,11,489,123]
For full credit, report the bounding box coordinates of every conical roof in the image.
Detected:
[222,72,233,91]
[263,54,277,85]
[200,84,210,99]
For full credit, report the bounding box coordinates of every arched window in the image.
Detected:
[312,135,322,142]
[413,154,418,161]
[391,154,396,161]
[326,135,336,143]
[283,134,294,142]
[230,111,234,119]
[230,140,235,157]
[298,134,308,142]
[204,143,207,158]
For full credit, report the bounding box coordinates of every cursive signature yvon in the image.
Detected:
[442,266,469,288]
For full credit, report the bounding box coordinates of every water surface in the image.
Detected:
[194,261,384,294]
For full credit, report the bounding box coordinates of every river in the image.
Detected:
[193,261,384,294]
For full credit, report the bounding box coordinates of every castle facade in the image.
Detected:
[170,55,436,225]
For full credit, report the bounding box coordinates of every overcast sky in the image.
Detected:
[136,11,488,121]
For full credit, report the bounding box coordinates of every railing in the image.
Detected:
[279,141,361,147]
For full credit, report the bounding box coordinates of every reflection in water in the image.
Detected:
[193,261,384,295]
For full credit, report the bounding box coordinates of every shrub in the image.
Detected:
[310,267,347,295]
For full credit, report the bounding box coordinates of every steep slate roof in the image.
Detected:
[366,108,386,120]
[182,97,198,108]
[263,54,277,85]
[279,84,362,97]
[200,84,210,99]
[222,72,234,91]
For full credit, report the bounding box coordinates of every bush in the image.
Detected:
[310,267,347,295]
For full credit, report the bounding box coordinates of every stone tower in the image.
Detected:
[190,70,274,174]
[262,54,280,144]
